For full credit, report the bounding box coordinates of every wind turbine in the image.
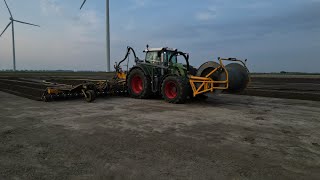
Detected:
[80,0,111,72]
[0,0,40,71]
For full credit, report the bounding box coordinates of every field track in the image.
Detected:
[243,76,320,101]
[1,73,320,179]
[0,78,47,100]
[1,72,320,101]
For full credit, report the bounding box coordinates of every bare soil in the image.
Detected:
[0,92,319,179]
[242,77,320,101]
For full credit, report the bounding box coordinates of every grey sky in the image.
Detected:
[0,0,319,72]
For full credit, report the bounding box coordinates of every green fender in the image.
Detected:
[170,63,187,77]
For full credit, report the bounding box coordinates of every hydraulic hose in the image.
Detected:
[115,46,138,72]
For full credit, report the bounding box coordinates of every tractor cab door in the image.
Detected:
[163,51,177,66]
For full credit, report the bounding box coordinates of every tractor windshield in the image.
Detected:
[146,51,161,63]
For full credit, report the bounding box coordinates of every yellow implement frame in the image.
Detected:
[189,58,248,97]
[117,71,127,80]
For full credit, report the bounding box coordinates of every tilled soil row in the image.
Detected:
[0,79,46,100]
[1,76,320,101]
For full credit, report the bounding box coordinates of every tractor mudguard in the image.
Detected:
[127,64,151,81]
[171,63,187,77]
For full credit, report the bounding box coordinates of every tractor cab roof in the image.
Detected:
[143,47,177,53]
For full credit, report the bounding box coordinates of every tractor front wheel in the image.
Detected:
[127,68,152,98]
[161,76,188,104]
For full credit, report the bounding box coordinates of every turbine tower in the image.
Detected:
[80,0,111,72]
[0,0,40,71]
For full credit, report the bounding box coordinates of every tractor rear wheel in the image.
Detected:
[127,68,152,98]
[161,76,188,104]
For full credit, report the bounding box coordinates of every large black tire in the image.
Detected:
[225,63,249,93]
[85,90,96,103]
[196,61,225,94]
[196,61,221,79]
[127,68,152,99]
[161,76,188,104]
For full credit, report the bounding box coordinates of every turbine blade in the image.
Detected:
[0,21,12,37]
[3,0,13,17]
[13,19,40,27]
[80,0,87,9]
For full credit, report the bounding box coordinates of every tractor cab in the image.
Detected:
[144,47,178,66]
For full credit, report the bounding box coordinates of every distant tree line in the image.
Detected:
[252,71,320,75]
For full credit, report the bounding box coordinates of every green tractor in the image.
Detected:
[115,45,250,103]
